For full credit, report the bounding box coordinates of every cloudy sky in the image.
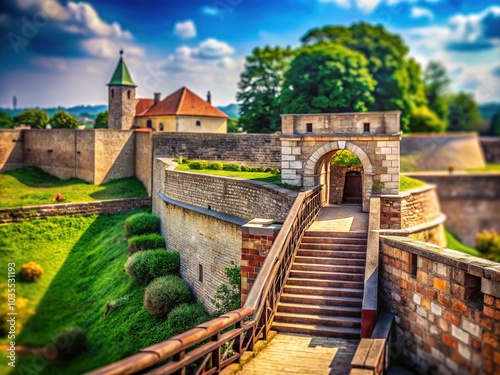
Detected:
[0,0,498,108]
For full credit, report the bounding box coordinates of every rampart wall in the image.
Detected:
[0,130,23,172]
[481,137,500,163]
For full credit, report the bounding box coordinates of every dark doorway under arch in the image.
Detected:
[342,171,362,204]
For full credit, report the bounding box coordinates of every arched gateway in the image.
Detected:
[280,112,402,212]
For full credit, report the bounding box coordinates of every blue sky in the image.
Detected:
[0,0,498,108]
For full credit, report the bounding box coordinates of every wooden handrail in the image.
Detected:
[87,186,323,375]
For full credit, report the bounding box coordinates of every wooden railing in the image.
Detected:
[87,187,322,375]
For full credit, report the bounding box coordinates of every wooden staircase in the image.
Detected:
[272,230,367,338]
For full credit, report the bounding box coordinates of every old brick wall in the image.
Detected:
[481,137,500,163]
[152,133,281,167]
[135,131,152,196]
[0,130,24,172]
[161,168,297,222]
[379,236,500,375]
[405,173,500,247]
[329,165,363,204]
[0,197,151,223]
[94,130,136,184]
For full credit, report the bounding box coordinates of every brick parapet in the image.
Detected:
[379,236,500,374]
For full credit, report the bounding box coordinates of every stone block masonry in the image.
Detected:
[0,198,151,223]
[379,236,500,375]
[0,130,23,172]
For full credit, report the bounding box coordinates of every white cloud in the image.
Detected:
[197,38,235,58]
[355,0,381,13]
[82,38,144,59]
[174,20,197,39]
[411,6,434,20]
[31,57,68,72]
[201,6,219,16]
[318,0,351,8]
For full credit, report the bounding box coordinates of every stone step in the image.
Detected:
[271,321,360,338]
[274,312,362,328]
[283,284,363,298]
[280,293,363,307]
[301,236,368,245]
[289,270,364,281]
[277,302,362,317]
[297,249,367,259]
[286,277,364,289]
[292,263,365,274]
[300,243,367,251]
[305,231,368,239]
[294,256,366,266]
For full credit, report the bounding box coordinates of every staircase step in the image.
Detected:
[271,322,360,338]
[283,285,363,297]
[297,249,366,259]
[300,243,367,251]
[305,231,367,239]
[289,270,364,281]
[280,293,362,307]
[286,277,364,289]
[301,236,368,245]
[292,263,365,274]
[277,302,362,317]
[274,312,362,328]
[294,256,365,266]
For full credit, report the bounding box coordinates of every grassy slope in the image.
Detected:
[399,175,426,191]
[0,167,147,208]
[467,163,500,172]
[175,164,282,185]
[445,229,482,257]
[0,211,174,374]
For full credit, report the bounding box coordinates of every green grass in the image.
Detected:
[445,229,482,257]
[175,164,284,186]
[0,210,177,374]
[467,163,500,172]
[399,175,427,191]
[0,167,147,208]
[400,154,422,173]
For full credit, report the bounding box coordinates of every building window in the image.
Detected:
[306,123,313,133]
[111,89,114,98]
[146,120,152,128]
[196,120,201,127]
[159,123,164,131]
[364,123,370,133]
[127,90,131,99]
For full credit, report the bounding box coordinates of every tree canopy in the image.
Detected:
[94,110,108,129]
[446,92,483,132]
[14,109,49,129]
[50,110,79,129]
[408,106,446,133]
[424,61,450,124]
[0,112,14,129]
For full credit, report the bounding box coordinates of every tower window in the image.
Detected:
[127,90,131,99]
[196,120,201,127]
[111,89,114,98]
[306,123,313,133]
[364,123,370,133]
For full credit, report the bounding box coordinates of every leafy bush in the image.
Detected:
[269,168,280,175]
[331,151,362,166]
[476,229,500,262]
[211,262,241,317]
[125,249,180,283]
[207,162,223,170]
[128,233,164,254]
[144,275,192,316]
[167,303,208,335]
[52,326,87,360]
[125,213,160,237]
[189,160,208,170]
[222,163,241,172]
[408,106,447,133]
[20,261,43,282]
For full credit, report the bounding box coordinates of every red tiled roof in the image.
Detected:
[135,87,228,118]
[135,98,154,116]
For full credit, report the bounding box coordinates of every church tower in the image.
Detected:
[107,50,137,130]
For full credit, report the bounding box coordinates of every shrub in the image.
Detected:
[167,303,208,335]
[189,160,208,170]
[222,163,241,172]
[125,213,160,237]
[20,262,43,282]
[128,233,164,254]
[207,161,223,170]
[144,275,192,316]
[125,249,180,284]
[52,326,87,360]
[211,262,241,317]
[476,229,500,262]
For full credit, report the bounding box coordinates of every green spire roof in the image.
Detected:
[108,50,136,87]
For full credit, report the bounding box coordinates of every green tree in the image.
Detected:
[227,117,239,133]
[0,112,14,128]
[236,46,294,133]
[50,110,79,129]
[94,110,108,129]
[447,92,483,132]
[424,61,450,124]
[14,109,49,128]
[408,106,446,133]
[280,44,375,114]
[489,112,500,136]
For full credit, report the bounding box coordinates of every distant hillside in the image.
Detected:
[0,105,107,119]
[217,103,240,118]
[479,103,500,121]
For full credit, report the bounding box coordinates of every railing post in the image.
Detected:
[174,351,186,375]
[211,332,220,373]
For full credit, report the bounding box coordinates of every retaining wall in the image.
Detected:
[480,137,500,163]
[0,130,23,172]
